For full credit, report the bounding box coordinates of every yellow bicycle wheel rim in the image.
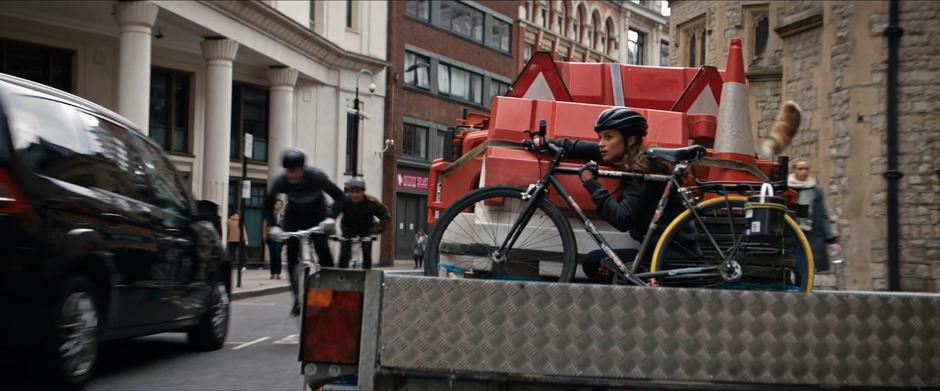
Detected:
[649,195,815,292]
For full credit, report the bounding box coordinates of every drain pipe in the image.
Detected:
[884,0,903,291]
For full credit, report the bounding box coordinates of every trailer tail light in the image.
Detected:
[0,170,26,214]
[302,288,363,365]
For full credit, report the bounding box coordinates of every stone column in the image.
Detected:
[200,38,239,223]
[114,0,159,131]
[265,66,299,186]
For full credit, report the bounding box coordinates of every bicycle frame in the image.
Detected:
[495,146,728,285]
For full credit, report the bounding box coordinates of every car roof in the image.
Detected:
[0,72,153,145]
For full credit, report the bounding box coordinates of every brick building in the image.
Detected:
[380,0,520,263]
[667,0,940,291]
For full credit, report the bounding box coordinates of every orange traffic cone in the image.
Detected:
[710,37,757,182]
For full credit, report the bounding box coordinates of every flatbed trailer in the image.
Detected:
[299,268,940,390]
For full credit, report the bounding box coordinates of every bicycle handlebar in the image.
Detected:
[268,226,328,242]
[329,235,378,243]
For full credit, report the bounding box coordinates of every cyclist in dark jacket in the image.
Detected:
[338,177,390,269]
[264,148,346,315]
[536,107,698,283]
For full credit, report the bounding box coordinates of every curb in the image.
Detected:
[231,285,291,301]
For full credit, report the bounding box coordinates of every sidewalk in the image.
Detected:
[229,260,422,300]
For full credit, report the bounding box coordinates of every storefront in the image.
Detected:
[394,168,430,259]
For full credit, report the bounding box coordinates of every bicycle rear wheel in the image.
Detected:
[424,185,578,282]
[650,195,814,292]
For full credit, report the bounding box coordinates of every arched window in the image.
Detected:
[754,16,769,58]
[577,4,587,43]
[688,32,697,67]
[606,17,616,55]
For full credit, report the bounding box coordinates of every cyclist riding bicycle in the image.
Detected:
[338,177,390,269]
[263,148,346,315]
[534,107,700,283]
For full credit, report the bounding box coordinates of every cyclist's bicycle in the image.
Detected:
[424,130,815,292]
[330,235,378,269]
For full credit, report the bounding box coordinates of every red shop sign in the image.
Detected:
[397,172,428,190]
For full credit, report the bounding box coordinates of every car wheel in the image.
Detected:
[187,281,229,351]
[44,276,100,390]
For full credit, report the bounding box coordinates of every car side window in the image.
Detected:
[134,135,191,215]
[6,95,97,188]
[75,111,148,198]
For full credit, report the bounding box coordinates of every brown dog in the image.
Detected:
[757,100,801,160]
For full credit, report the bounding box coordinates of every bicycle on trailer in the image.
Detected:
[424,126,815,292]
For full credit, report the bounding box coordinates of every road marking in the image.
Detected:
[273,334,299,345]
[224,341,249,345]
[232,302,277,306]
[231,337,270,350]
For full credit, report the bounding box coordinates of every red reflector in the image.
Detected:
[0,170,26,214]
[302,289,362,365]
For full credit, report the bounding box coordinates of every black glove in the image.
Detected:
[579,161,599,183]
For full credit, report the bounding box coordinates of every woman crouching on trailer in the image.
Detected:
[534,107,699,284]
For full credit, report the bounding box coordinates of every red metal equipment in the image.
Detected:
[428,38,782,225]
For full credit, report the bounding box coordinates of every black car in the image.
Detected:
[0,73,229,390]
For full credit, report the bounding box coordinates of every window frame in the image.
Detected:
[404,51,431,90]
[149,67,192,154]
[230,81,270,163]
[0,38,74,93]
[405,0,430,21]
[627,29,646,65]
[437,62,484,105]
[402,122,430,161]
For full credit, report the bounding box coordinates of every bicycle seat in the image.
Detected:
[646,145,707,164]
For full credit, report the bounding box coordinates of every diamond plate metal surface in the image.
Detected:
[378,276,940,388]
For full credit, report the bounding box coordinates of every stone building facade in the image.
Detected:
[667,0,940,291]
[519,0,669,68]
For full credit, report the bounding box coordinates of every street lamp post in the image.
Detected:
[350,69,376,177]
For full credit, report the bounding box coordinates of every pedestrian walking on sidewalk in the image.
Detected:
[226,212,250,272]
[789,158,840,273]
[263,199,285,280]
[413,230,427,269]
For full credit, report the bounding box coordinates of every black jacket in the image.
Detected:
[340,195,391,237]
[555,139,698,258]
[263,167,346,230]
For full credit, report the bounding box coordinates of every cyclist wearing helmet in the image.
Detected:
[263,148,346,315]
[337,177,390,269]
[534,107,698,283]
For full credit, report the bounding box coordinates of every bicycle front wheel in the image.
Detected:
[650,195,814,292]
[424,185,578,282]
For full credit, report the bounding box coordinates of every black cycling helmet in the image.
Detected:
[594,107,648,138]
[281,148,306,169]
[344,177,366,191]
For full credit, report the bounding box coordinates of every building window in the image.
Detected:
[440,0,484,42]
[540,8,548,28]
[346,0,354,29]
[438,62,483,105]
[0,38,73,93]
[556,15,564,34]
[230,83,269,162]
[524,44,533,62]
[699,33,706,66]
[486,79,510,107]
[754,16,769,59]
[405,51,430,89]
[586,29,593,47]
[487,18,512,52]
[406,0,430,21]
[627,29,645,65]
[402,123,429,160]
[149,68,191,153]
[660,40,669,66]
[345,102,363,175]
[688,33,697,67]
[522,0,530,21]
